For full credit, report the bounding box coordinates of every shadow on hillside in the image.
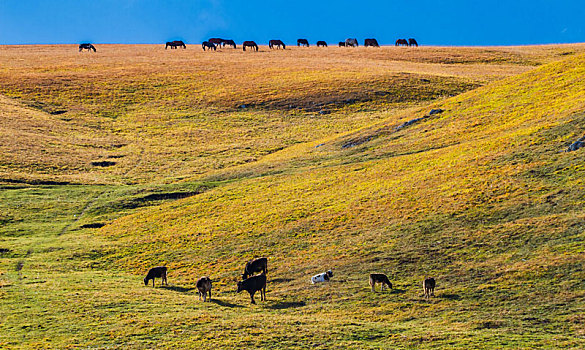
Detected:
[439,293,461,300]
[389,288,406,294]
[271,278,293,284]
[266,300,306,309]
[210,299,243,308]
[162,285,197,293]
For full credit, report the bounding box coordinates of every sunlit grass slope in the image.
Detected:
[1,44,582,184]
[1,46,585,349]
[98,53,585,348]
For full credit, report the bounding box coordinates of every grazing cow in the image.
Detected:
[369,273,392,292]
[311,270,333,284]
[202,41,217,51]
[345,38,358,47]
[79,43,96,52]
[338,41,346,47]
[242,41,258,51]
[196,276,212,302]
[237,274,266,304]
[144,266,167,287]
[316,41,327,47]
[423,277,436,298]
[297,38,309,47]
[395,39,409,46]
[166,40,186,49]
[242,257,268,279]
[269,39,286,49]
[364,38,380,47]
[408,38,419,47]
[208,38,223,46]
[222,39,236,48]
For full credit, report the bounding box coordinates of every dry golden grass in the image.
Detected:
[2,44,583,184]
[2,44,585,349]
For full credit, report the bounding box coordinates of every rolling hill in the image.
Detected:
[1,44,584,349]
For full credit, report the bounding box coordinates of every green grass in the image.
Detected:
[1,45,585,349]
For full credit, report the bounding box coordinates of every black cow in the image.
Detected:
[364,38,379,47]
[166,40,186,49]
[242,257,268,279]
[237,274,266,304]
[222,39,236,49]
[243,41,258,51]
[345,38,358,47]
[269,39,286,49]
[395,39,408,46]
[79,43,96,52]
[202,41,217,51]
[297,38,309,47]
[196,276,212,302]
[144,266,167,287]
[316,41,327,47]
[208,38,224,46]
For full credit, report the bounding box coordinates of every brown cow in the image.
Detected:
[423,277,436,298]
[369,273,392,292]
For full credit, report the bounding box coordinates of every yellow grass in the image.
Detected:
[1,44,585,349]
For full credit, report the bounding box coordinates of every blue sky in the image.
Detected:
[0,0,583,45]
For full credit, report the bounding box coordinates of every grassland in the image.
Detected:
[1,44,585,349]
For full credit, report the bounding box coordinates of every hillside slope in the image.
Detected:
[2,47,585,349]
[94,55,585,347]
[0,95,123,184]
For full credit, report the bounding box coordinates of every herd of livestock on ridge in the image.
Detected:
[78,37,419,52]
[144,258,436,305]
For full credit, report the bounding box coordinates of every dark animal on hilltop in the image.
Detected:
[79,43,96,52]
[269,39,286,49]
[369,273,392,292]
[144,266,167,287]
[316,41,327,47]
[408,38,419,47]
[208,38,223,46]
[166,40,186,49]
[423,277,436,298]
[338,41,346,47]
[311,269,333,284]
[345,38,358,47]
[242,41,258,51]
[364,38,379,47]
[395,39,409,46]
[196,276,212,302]
[297,38,309,47]
[242,257,268,279]
[222,39,236,48]
[237,273,266,304]
[202,41,217,51]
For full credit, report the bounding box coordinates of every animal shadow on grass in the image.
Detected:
[271,278,293,284]
[162,285,197,293]
[439,293,461,300]
[266,300,306,310]
[210,299,243,308]
[389,288,406,294]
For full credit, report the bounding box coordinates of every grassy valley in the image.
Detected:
[1,44,585,349]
